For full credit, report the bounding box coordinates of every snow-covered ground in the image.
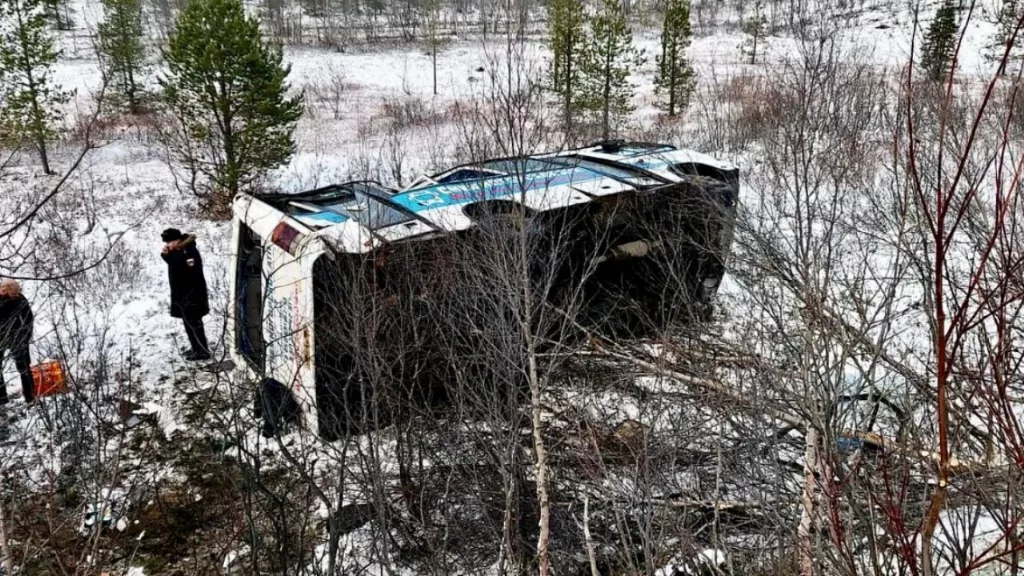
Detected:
[0,0,1017,572]
[3,0,955,429]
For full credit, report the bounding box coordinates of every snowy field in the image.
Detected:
[0,4,936,422]
[15,0,1000,396]
[0,0,1020,572]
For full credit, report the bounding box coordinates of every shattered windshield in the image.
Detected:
[477,158,557,176]
[310,184,415,230]
[480,156,664,187]
[343,195,414,230]
[551,157,664,187]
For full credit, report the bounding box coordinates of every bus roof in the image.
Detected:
[236,141,738,256]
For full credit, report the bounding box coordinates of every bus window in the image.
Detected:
[237,224,265,370]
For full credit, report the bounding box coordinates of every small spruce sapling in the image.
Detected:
[921,0,960,82]
[98,0,147,113]
[547,0,587,132]
[579,0,645,140]
[741,0,768,65]
[0,0,71,174]
[655,0,696,117]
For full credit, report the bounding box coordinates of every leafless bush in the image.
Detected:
[378,95,450,130]
[21,3,1024,574]
[304,65,359,120]
[68,111,166,146]
[2,239,155,574]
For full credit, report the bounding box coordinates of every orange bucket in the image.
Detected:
[31,360,68,397]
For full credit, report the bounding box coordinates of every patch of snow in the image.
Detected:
[656,548,726,576]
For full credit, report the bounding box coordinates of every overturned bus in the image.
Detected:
[229,141,739,438]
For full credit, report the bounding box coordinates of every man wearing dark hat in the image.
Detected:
[0,278,34,404]
[161,228,211,361]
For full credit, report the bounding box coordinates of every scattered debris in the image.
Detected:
[199,359,235,374]
[118,399,157,428]
[208,436,237,454]
[81,503,114,535]
[183,381,216,396]
[116,399,181,438]
[836,435,864,452]
[31,359,68,398]
[222,546,249,569]
[612,419,646,453]
[655,548,726,576]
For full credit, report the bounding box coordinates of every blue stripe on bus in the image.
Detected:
[389,162,675,213]
[297,211,347,224]
[388,167,598,212]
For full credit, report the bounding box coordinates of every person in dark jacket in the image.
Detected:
[0,279,35,404]
[161,228,211,361]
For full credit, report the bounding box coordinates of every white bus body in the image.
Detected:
[228,142,739,437]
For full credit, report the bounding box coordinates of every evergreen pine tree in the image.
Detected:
[98,0,146,113]
[579,0,645,140]
[741,0,767,65]
[547,0,586,132]
[655,0,695,117]
[0,0,70,174]
[161,0,302,218]
[988,0,1022,75]
[921,0,959,82]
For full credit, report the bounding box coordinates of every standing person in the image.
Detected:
[161,228,211,361]
[0,279,34,405]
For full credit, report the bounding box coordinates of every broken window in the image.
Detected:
[236,223,265,370]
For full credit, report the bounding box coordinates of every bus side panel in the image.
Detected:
[262,241,318,432]
[293,252,319,433]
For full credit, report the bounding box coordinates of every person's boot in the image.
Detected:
[184,349,211,362]
[22,380,35,405]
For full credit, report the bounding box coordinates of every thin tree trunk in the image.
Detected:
[564,50,572,135]
[28,81,50,175]
[921,481,947,576]
[583,495,599,576]
[16,3,52,175]
[326,444,347,576]
[127,65,138,114]
[0,494,13,575]
[922,171,951,576]
[217,80,237,216]
[602,53,611,140]
[521,205,551,576]
[668,46,677,117]
[798,427,818,576]
[529,344,551,576]
[1011,474,1020,576]
[36,130,50,175]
